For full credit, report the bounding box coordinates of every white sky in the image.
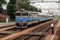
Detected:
[30,0,59,2]
[30,3,59,10]
[30,0,60,15]
[2,0,9,9]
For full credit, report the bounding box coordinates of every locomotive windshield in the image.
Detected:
[22,12,28,16]
[16,13,21,16]
[16,10,29,16]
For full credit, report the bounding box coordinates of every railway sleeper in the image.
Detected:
[24,25,53,40]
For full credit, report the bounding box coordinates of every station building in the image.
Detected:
[0,14,9,23]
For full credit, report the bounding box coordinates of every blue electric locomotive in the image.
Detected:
[15,9,39,28]
[15,9,53,28]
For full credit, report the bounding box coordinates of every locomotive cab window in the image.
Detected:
[16,13,21,16]
[22,12,28,16]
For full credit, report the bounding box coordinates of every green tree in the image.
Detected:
[0,0,6,13]
[7,0,16,20]
[10,0,16,4]
[17,0,39,12]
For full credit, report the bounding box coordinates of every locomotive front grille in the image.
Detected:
[16,22,28,28]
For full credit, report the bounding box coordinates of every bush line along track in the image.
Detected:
[0,20,57,40]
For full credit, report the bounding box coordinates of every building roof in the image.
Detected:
[0,14,9,19]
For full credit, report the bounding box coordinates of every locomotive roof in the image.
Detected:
[16,10,28,14]
[38,13,52,16]
[28,11,52,16]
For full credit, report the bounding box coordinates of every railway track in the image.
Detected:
[14,20,57,40]
[0,20,58,40]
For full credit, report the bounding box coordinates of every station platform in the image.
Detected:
[0,22,15,27]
